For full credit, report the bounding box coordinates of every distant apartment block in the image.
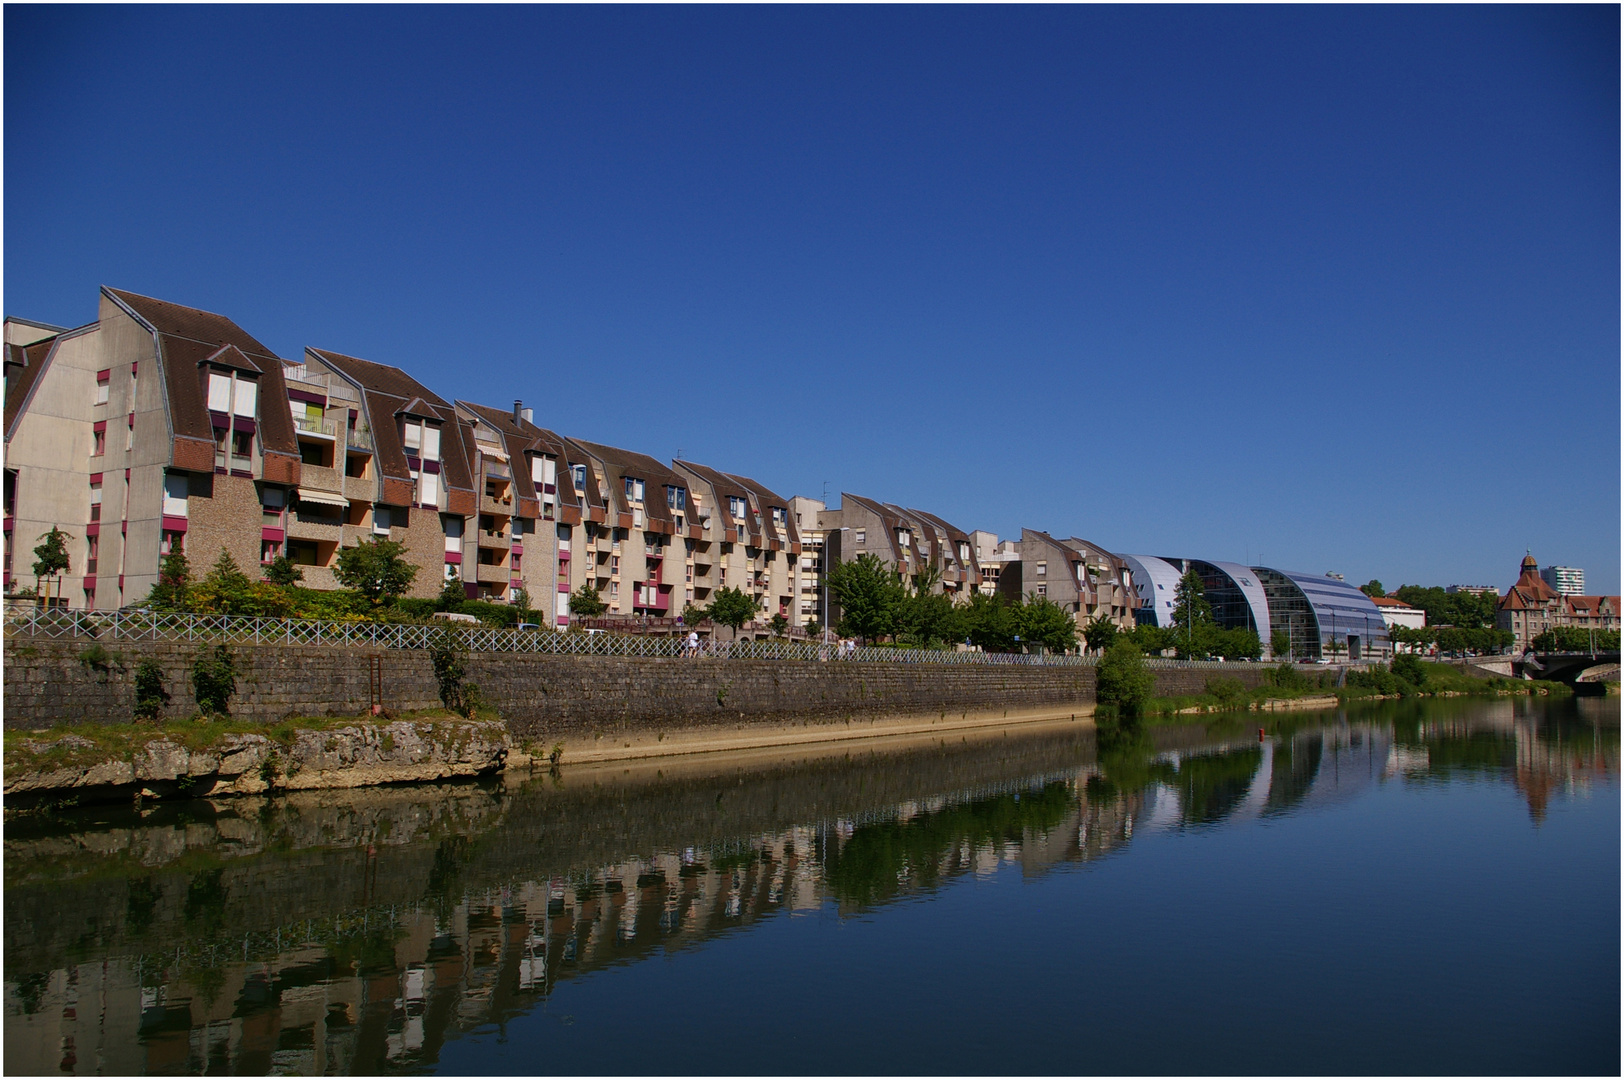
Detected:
[1446,585,1498,596]
[1539,565,1585,596]
[997,529,1137,631]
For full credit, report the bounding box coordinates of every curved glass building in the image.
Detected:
[1252,568,1390,662]
[1122,556,1390,662]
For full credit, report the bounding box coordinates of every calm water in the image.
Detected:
[5,696,1618,1075]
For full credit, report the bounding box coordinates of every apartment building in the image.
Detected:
[905,508,981,600]
[453,400,569,621]
[818,493,980,627]
[292,349,480,600]
[5,288,309,608]
[997,529,1137,631]
[790,496,826,627]
[665,461,803,628]
[557,439,692,618]
[1497,553,1621,650]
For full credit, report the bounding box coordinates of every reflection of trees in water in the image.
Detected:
[1171,746,1262,827]
[4,701,1616,1075]
[1264,736,1322,817]
[820,783,1077,910]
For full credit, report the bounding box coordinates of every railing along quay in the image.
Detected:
[1,602,1316,671]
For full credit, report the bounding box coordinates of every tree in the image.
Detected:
[680,601,709,626]
[768,612,789,638]
[31,526,70,600]
[804,616,822,641]
[1270,630,1293,661]
[1171,568,1213,630]
[708,586,760,634]
[145,551,193,612]
[1216,626,1263,661]
[827,553,904,643]
[263,554,304,586]
[1018,594,1079,652]
[1096,640,1154,716]
[962,591,1017,652]
[1083,614,1119,654]
[191,549,290,617]
[438,569,467,610]
[568,584,607,617]
[511,584,533,620]
[896,589,957,647]
[1359,580,1385,598]
[333,538,418,610]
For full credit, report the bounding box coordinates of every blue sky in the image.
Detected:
[6,6,1618,592]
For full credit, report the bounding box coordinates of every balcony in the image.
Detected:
[480,493,515,517]
[300,463,342,494]
[294,415,338,438]
[475,561,509,585]
[477,527,510,550]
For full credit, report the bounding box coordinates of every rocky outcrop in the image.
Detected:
[4,720,510,807]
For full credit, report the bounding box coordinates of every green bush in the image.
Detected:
[191,644,236,716]
[1265,662,1309,691]
[133,660,169,721]
[1096,640,1154,716]
[1204,676,1249,709]
[457,600,520,627]
[1391,652,1428,687]
[430,628,469,711]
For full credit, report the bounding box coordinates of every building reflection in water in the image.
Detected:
[4,700,1616,1074]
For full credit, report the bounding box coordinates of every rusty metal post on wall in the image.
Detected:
[369,655,383,715]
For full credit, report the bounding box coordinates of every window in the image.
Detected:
[854,530,865,544]
[1035,562,1047,577]
[92,429,106,456]
[125,418,133,452]
[625,477,645,503]
[261,538,281,563]
[163,474,188,516]
[420,471,440,507]
[667,486,687,510]
[86,534,99,561]
[771,507,787,527]
[611,555,620,576]
[287,539,319,566]
[444,515,463,553]
[610,581,619,599]
[95,372,110,405]
[445,562,459,580]
[730,496,746,520]
[571,464,586,491]
[403,420,422,453]
[373,506,391,535]
[233,378,256,418]
[1036,584,1047,596]
[161,530,184,556]
[208,372,232,413]
[421,424,441,461]
[89,483,102,522]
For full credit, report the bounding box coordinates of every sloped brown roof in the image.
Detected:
[103,289,299,463]
[105,288,277,358]
[678,460,763,544]
[455,401,576,510]
[565,437,685,530]
[730,472,801,547]
[1499,561,1562,611]
[308,348,473,504]
[4,335,60,439]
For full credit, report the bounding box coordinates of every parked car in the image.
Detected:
[515,622,540,632]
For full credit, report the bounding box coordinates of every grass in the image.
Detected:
[1134,661,1570,722]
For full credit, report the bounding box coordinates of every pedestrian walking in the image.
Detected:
[687,629,699,657]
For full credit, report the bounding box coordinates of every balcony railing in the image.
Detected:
[294,415,338,438]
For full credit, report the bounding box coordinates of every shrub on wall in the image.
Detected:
[191,644,236,716]
[133,660,170,721]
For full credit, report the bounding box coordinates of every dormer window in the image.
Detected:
[206,368,257,417]
[667,485,687,510]
[571,464,586,491]
[729,496,746,521]
[771,507,787,527]
[402,419,441,461]
[625,477,645,503]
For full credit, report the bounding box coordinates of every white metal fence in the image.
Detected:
[1,602,1295,671]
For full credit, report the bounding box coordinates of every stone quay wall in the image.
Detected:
[2,636,1273,738]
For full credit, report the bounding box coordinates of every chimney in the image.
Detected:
[513,400,523,425]
[521,407,533,424]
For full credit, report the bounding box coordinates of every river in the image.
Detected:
[4,696,1617,1075]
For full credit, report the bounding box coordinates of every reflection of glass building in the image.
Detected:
[1122,555,1390,661]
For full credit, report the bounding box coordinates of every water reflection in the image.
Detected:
[5,697,1616,1075]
